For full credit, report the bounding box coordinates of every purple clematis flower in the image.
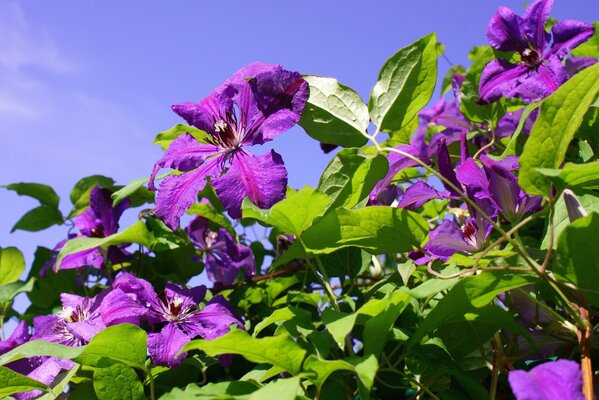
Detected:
[101,273,244,367]
[479,0,594,104]
[33,292,108,347]
[43,187,130,273]
[186,217,255,286]
[149,62,309,229]
[509,359,584,400]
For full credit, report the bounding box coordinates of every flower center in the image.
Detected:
[520,48,542,67]
[209,111,244,149]
[59,305,89,323]
[461,220,479,248]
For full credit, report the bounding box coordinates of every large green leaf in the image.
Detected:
[242,186,332,236]
[93,363,145,400]
[160,381,260,400]
[369,33,437,133]
[318,148,389,210]
[519,63,599,195]
[536,161,599,191]
[301,206,428,255]
[75,324,148,370]
[248,377,302,400]
[0,365,48,398]
[153,123,209,150]
[0,340,83,366]
[299,76,369,147]
[411,270,539,345]
[55,221,155,269]
[2,182,60,209]
[0,247,25,285]
[11,205,63,233]
[0,278,35,303]
[182,329,306,374]
[555,213,599,306]
[363,290,412,355]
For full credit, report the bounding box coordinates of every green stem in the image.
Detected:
[146,367,156,400]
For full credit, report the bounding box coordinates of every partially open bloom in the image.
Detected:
[101,273,244,367]
[479,0,594,104]
[509,359,584,400]
[43,187,130,273]
[150,62,309,229]
[186,217,255,286]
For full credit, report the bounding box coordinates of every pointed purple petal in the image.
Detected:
[479,59,529,104]
[147,323,190,368]
[523,0,553,51]
[566,56,598,78]
[508,359,584,400]
[549,20,595,59]
[155,155,224,230]
[436,139,462,196]
[171,88,235,133]
[149,133,222,190]
[514,56,567,102]
[100,288,149,326]
[425,220,477,261]
[14,358,74,400]
[204,229,256,286]
[213,150,287,219]
[0,321,30,354]
[397,181,449,210]
[55,247,104,272]
[486,6,527,52]
[187,296,244,340]
[455,158,491,201]
[370,145,421,203]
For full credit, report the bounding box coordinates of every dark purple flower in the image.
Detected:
[44,187,130,273]
[479,0,594,104]
[33,292,107,347]
[186,217,255,286]
[102,273,244,367]
[150,62,309,229]
[509,359,584,400]
[424,216,491,261]
[396,181,450,210]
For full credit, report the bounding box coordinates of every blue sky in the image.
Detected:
[1,0,598,272]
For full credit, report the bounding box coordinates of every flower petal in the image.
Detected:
[523,0,553,51]
[171,87,235,133]
[370,145,421,204]
[164,282,206,309]
[486,6,527,52]
[436,139,462,196]
[187,296,244,340]
[549,20,595,59]
[566,56,598,78]
[147,323,190,368]
[148,133,222,190]
[155,155,224,230]
[479,59,529,104]
[424,220,477,261]
[213,150,287,219]
[56,247,104,272]
[514,56,567,102]
[75,187,129,237]
[508,359,584,400]
[397,181,449,210]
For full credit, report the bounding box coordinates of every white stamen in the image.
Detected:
[214,119,228,133]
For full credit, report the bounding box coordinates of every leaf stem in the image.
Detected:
[578,306,594,400]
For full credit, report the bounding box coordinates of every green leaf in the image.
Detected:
[411,270,539,345]
[541,191,599,249]
[182,329,307,374]
[2,182,60,209]
[460,46,502,123]
[187,203,235,235]
[153,123,209,150]
[303,356,355,389]
[499,102,541,158]
[38,364,80,400]
[75,324,148,370]
[111,172,171,207]
[160,381,260,400]
[321,309,357,350]
[298,76,369,147]
[519,63,599,195]
[0,247,25,285]
[253,306,312,337]
[56,221,155,269]
[0,278,35,303]
[369,33,438,133]
[318,148,389,210]
[242,186,332,236]
[11,205,63,232]
[93,363,145,400]
[0,340,83,366]
[536,162,599,191]
[571,22,599,57]
[319,247,370,278]
[301,206,428,255]
[0,365,48,398]
[363,290,411,355]
[248,377,302,400]
[556,213,599,306]
[68,175,115,218]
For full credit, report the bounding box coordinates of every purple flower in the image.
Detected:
[33,292,107,347]
[479,0,594,104]
[101,273,244,367]
[186,217,255,286]
[509,359,584,400]
[43,187,130,273]
[150,62,309,229]
[425,216,491,261]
